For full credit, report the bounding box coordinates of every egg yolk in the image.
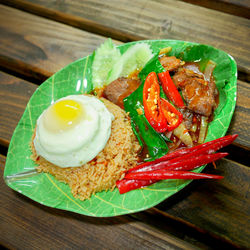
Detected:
[43,99,84,132]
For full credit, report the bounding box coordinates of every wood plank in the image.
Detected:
[180,0,250,19]
[0,155,197,250]
[1,70,249,149]
[0,5,120,82]
[158,159,250,248]
[2,0,250,75]
[0,72,37,147]
[227,80,250,149]
[136,159,250,249]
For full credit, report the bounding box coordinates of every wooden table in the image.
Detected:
[0,1,249,249]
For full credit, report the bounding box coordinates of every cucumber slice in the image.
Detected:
[92,39,121,88]
[107,43,153,84]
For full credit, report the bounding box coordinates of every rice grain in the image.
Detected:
[31,97,140,200]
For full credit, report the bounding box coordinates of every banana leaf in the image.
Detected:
[4,40,237,217]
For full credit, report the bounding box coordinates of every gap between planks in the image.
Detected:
[130,207,242,249]
[1,0,250,82]
[180,0,250,19]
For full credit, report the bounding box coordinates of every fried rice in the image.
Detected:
[31,97,140,200]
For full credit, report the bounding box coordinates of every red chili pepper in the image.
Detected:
[126,152,227,174]
[116,152,227,194]
[116,135,237,194]
[128,134,237,173]
[159,134,237,162]
[158,71,185,108]
[116,179,158,194]
[160,98,183,131]
[143,72,167,133]
[125,170,224,180]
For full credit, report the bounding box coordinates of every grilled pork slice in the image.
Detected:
[103,77,141,109]
[173,68,216,117]
[173,68,203,88]
[159,56,182,71]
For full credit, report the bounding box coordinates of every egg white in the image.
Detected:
[33,95,114,167]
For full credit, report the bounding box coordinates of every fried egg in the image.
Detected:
[33,95,114,167]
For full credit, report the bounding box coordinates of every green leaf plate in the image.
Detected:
[4,40,237,217]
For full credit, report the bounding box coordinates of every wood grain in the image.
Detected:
[153,159,250,249]
[227,80,250,149]
[129,159,250,248]
[2,0,250,75]
[0,5,120,82]
[180,0,250,19]
[0,72,37,147]
[0,155,197,250]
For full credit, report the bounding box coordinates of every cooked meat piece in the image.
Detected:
[180,108,193,130]
[103,77,141,109]
[159,56,182,72]
[173,67,216,117]
[180,78,216,117]
[173,68,203,88]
